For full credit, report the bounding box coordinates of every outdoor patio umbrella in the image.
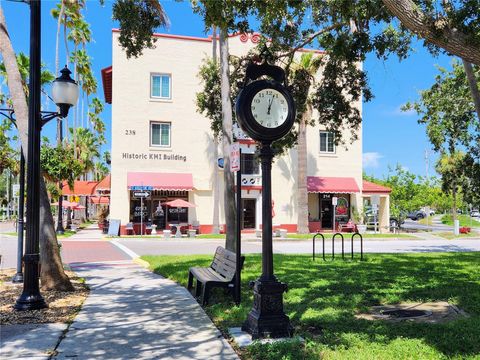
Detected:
[164,199,196,228]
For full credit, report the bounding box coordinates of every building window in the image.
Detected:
[151,122,171,147]
[319,131,335,153]
[151,74,171,99]
[241,153,260,175]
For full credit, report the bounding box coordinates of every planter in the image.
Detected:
[356,224,367,234]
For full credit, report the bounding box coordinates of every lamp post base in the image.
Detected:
[12,272,24,283]
[14,293,47,311]
[242,278,293,340]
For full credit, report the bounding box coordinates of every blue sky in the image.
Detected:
[2,0,453,179]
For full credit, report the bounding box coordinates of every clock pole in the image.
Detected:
[242,140,292,339]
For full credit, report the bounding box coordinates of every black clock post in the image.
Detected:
[236,62,294,339]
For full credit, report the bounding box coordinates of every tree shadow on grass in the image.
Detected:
[149,252,480,358]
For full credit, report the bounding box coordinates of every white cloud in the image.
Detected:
[363,152,383,168]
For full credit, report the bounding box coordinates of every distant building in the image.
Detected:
[102,31,391,234]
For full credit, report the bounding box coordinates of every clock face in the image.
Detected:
[251,89,289,128]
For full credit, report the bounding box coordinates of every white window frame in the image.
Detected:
[150,121,171,148]
[150,73,172,100]
[319,131,335,154]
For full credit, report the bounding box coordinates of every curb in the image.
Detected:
[110,240,150,268]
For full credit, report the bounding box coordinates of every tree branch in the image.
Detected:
[382,0,480,66]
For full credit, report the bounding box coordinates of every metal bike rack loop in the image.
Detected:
[351,232,363,260]
[332,233,344,260]
[312,233,325,261]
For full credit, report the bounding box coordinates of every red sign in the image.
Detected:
[230,143,240,172]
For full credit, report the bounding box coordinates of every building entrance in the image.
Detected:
[242,199,256,229]
[320,195,333,229]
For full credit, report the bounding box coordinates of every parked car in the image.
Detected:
[471,210,480,218]
[365,208,405,229]
[406,210,426,221]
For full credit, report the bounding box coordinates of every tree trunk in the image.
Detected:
[452,180,457,223]
[219,29,236,251]
[40,179,74,291]
[0,7,73,291]
[297,110,310,233]
[462,60,480,120]
[211,25,220,234]
[382,0,480,66]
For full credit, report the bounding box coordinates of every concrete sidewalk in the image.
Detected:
[53,261,238,360]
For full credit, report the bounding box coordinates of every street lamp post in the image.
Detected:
[13,0,78,311]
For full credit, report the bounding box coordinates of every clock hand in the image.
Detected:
[267,96,274,115]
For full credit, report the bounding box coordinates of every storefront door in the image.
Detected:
[242,199,256,229]
[320,195,333,229]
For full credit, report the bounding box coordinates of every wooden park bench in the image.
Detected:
[187,246,245,306]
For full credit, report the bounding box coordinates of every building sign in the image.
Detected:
[130,186,154,191]
[133,191,151,198]
[230,143,240,172]
[12,184,20,198]
[122,152,187,162]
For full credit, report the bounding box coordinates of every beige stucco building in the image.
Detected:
[102,31,391,235]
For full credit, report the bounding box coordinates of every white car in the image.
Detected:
[471,211,480,218]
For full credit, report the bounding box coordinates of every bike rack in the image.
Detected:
[351,232,364,260]
[312,233,324,261]
[333,233,344,259]
[313,232,363,261]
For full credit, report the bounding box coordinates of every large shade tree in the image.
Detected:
[0,1,169,290]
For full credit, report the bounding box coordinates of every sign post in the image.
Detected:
[332,196,337,231]
[133,190,151,236]
[230,143,242,305]
[371,195,380,234]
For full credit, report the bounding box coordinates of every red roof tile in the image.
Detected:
[307,176,360,193]
[62,181,98,196]
[362,180,392,194]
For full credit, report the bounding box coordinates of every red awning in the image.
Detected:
[90,196,110,205]
[362,180,392,194]
[62,181,98,196]
[307,176,360,194]
[127,172,194,191]
[95,174,111,192]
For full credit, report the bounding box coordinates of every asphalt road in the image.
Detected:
[117,237,480,257]
[0,234,18,269]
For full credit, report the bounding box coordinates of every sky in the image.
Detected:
[2,0,454,180]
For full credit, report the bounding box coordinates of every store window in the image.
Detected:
[241,153,259,175]
[151,122,171,147]
[319,131,335,153]
[151,74,171,99]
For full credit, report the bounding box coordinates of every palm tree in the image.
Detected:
[69,127,101,178]
[292,53,322,234]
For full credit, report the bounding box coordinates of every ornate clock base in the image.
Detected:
[242,278,293,339]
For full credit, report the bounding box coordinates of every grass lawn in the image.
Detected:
[441,214,480,227]
[436,231,480,240]
[142,252,480,359]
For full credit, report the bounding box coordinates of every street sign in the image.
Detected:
[217,158,224,169]
[130,186,153,191]
[332,196,338,206]
[133,191,151,198]
[12,184,20,198]
[230,143,240,172]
